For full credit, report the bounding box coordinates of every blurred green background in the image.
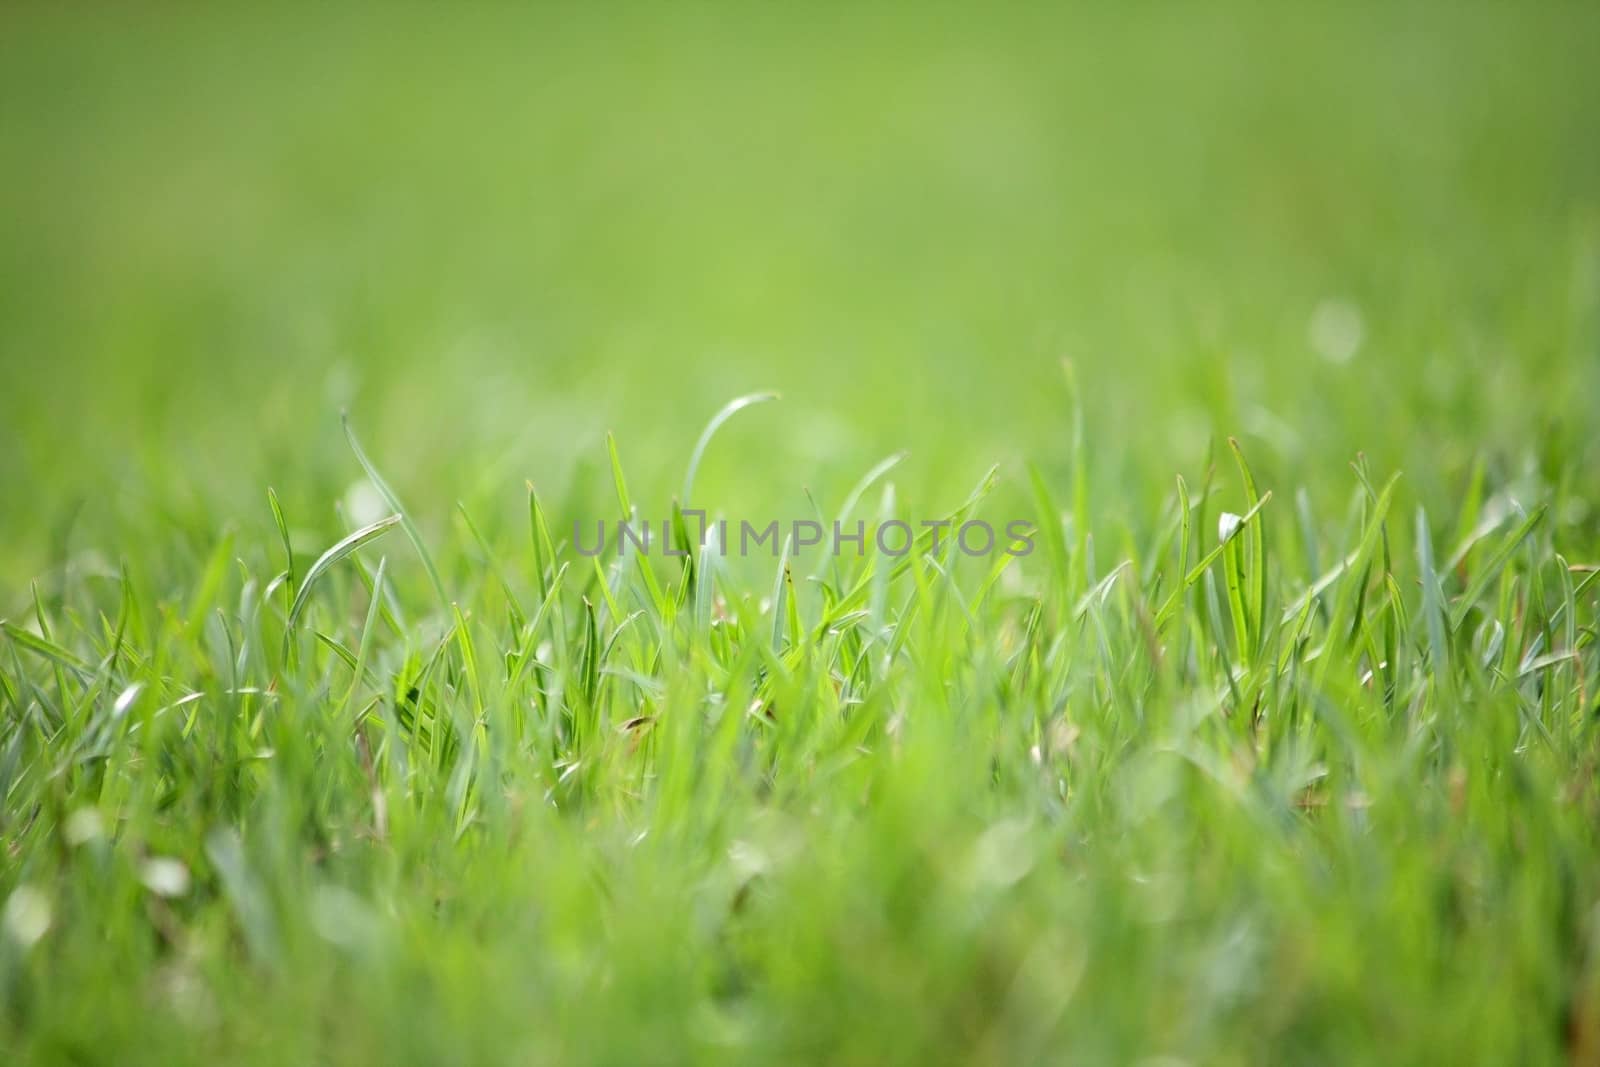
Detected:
[4,7,1600,1063]
[3,3,1597,593]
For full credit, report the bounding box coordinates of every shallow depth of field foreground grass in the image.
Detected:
[3,5,1600,1064]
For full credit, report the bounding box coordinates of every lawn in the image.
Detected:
[2,5,1599,1064]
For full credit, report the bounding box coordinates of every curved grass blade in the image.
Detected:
[342,413,448,606]
[267,487,295,608]
[1,619,92,680]
[315,630,361,673]
[287,515,402,632]
[682,392,779,507]
[836,451,907,527]
[1449,503,1547,631]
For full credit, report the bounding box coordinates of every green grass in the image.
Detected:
[3,4,1600,1064]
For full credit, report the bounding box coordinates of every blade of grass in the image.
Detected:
[682,391,780,507]
[287,515,402,632]
[1449,503,1548,631]
[343,412,448,606]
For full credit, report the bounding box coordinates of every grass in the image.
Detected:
[2,4,1599,1064]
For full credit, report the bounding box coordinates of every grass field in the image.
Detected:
[3,5,1600,1064]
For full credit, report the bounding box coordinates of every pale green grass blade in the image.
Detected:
[1415,506,1451,674]
[1449,503,1548,631]
[343,413,448,606]
[287,515,402,632]
[681,391,779,507]
[267,487,295,607]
